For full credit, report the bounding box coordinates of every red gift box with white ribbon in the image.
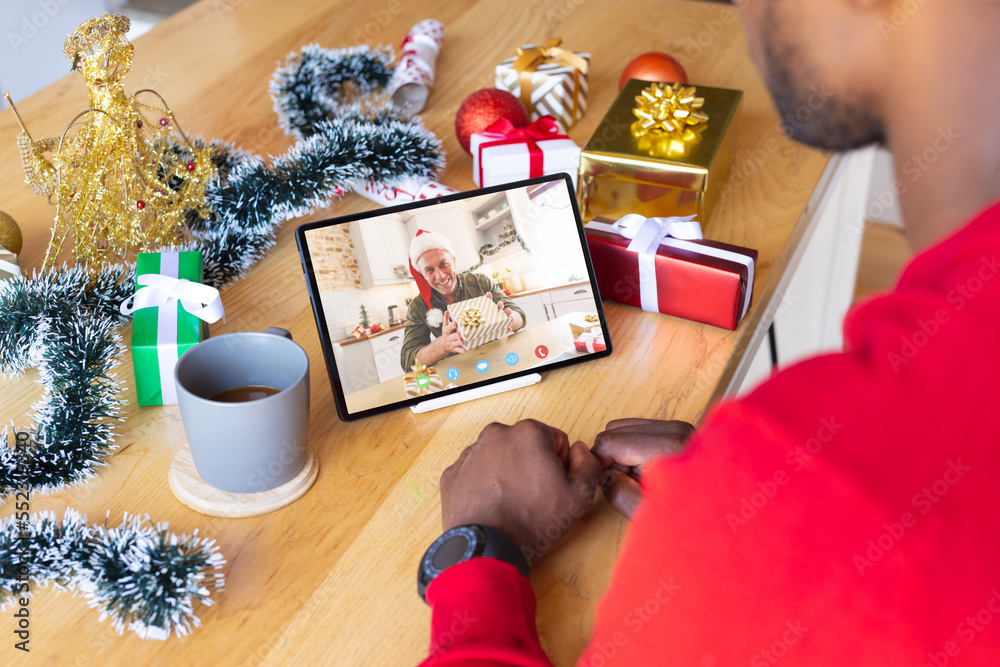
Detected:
[470,116,581,188]
[584,214,757,330]
[573,330,606,353]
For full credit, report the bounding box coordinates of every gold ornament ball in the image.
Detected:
[0,210,23,255]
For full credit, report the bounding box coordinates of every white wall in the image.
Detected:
[0,1,159,103]
[1,1,114,101]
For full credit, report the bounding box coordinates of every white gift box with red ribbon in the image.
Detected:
[470,116,581,188]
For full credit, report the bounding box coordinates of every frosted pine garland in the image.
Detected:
[0,510,225,639]
[270,43,396,139]
[0,266,131,497]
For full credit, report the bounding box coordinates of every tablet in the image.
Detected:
[296,174,612,421]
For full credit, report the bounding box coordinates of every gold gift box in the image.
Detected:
[578,79,742,225]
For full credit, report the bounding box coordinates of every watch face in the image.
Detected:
[431,533,470,571]
[425,526,480,576]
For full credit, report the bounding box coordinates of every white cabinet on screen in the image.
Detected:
[370,329,406,382]
[548,284,596,319]
[510,284,597,324]
[349,214,410,288]
[332,340,377,394]
[511,293,548,328]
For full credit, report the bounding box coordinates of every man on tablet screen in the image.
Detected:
[400,229,526,371]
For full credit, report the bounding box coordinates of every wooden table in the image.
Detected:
[0,1,831,664]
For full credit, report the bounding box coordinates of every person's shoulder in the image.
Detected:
[466,272,494,290]
[406,298,426,319]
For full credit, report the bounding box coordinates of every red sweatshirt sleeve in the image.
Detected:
[419,558,554,667]
[420,201,1000,666]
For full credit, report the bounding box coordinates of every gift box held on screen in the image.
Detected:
[495,39,589,130]
[584,214,756,331]
[579,79,741,226]
[447,294,509,350]
[122,250,224,406]
[470,116,581,188]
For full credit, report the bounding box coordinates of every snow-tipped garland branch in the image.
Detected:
[1,510,225,639]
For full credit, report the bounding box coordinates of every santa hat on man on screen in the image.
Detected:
[408,228,455,328]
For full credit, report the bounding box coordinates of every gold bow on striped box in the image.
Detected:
[447,294,510,350]
[495,38,590,130]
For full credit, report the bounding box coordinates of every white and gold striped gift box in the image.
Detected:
[495,41,590,130]
[448,294,510,350]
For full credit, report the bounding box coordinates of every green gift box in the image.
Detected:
[129,250,216,406]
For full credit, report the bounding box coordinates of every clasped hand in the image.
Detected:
[440,418,694,564]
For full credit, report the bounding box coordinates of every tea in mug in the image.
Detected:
[209,385,281,403]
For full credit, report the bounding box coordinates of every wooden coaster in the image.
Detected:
[168,445,319,518]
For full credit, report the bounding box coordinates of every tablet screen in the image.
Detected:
[297,174,611,420]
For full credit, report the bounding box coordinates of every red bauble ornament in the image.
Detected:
[186,161,196,171]
[136,200,146,210]
[455,89,529,154]
[618,52,688,90]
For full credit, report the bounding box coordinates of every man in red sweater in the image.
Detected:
[418,0,1000,664]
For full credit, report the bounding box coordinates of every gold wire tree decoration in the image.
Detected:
[5,14,216,271]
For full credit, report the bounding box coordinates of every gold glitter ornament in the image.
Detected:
[0,210,23,255]
[6,14,216,272]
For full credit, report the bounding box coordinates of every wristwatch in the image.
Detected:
[417,524,530,602]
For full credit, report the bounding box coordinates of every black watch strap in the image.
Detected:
[418,524,530,602]
[479,525,530,576]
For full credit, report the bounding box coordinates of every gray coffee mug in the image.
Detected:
[174,328,310,493]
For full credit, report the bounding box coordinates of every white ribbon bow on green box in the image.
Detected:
[121,251,223,406]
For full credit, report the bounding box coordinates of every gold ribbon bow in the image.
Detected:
[511,38,589,122]
[631,83,709,157]
[406,363,438,396]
